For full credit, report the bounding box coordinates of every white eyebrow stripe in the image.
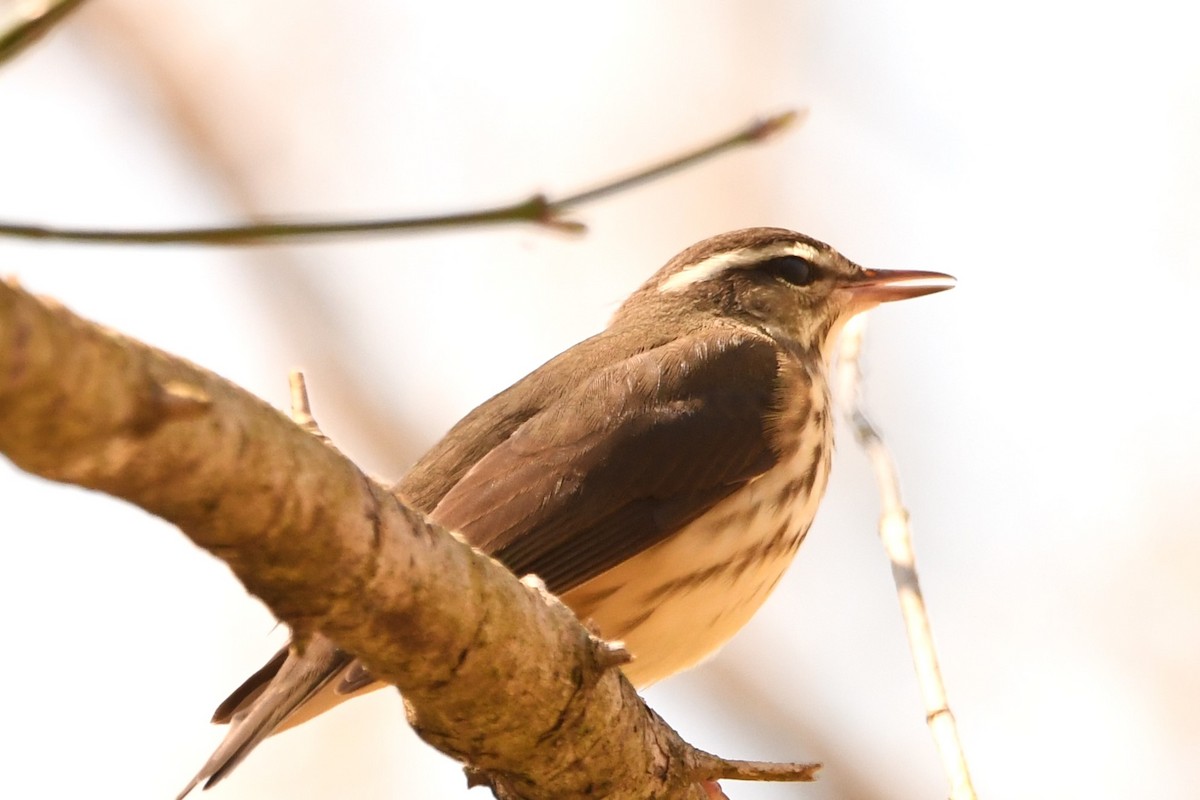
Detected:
[659,240,823,293]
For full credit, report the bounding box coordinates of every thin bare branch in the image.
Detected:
[0,110,801,247]
[834,313,978,800]
[0,0,88,67]
[0,195,579,245]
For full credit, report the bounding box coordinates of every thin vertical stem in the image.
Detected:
[836,313,978,800]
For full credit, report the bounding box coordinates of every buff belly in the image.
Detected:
[561,421,831,687]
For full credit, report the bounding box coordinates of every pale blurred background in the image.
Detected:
[1,2,1197,798]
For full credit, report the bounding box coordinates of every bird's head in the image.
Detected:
[615,227,954,359]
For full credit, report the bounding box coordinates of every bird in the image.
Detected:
[179,227,953,795]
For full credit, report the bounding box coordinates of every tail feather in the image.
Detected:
[177,635,352,798]
[209,646,288,724]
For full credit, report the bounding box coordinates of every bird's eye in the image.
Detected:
[759,255,817,287]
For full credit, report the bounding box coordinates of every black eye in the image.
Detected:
[759,255,818,286]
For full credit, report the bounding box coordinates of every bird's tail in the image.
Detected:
[177,635,352,798]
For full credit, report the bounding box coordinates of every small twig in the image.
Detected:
[690,750,821,784]
[586,635,633,671]
[0,0,89,67]
[462,767,522,800]
[287,370,327,442]
[835,313,978,800]
[0,110,802,247]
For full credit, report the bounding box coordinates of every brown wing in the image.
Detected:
[426,330,783,594]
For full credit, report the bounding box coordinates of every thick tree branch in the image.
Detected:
[0,278,818,798]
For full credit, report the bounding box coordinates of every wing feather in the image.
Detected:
[429,330,783,593]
